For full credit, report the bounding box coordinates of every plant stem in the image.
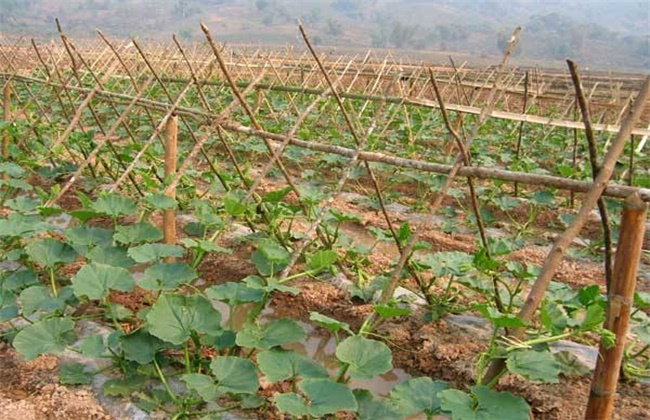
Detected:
[183,341,191,374]
[153,358,178,404]
[49,267,58,298]
[629,344,649,359]
[505,331,574,353]
[335,363,350,383]
[104,298,122,331]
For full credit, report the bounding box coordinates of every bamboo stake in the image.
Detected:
[514,71,529,197]
[480,75,650,386]
[570,97,579,208]
[585,193,647,420]
[163,114,178,256]
[628,135,634,186]
[2,81,10,159]
[567,59,614,292]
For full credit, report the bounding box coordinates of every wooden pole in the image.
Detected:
[2,81,11,160]
[570,97,579,208]
[628,134,634,186]
[585,193,648,420]
[163,114,178,259]
[480,75,650,386]
[514,70,529,197]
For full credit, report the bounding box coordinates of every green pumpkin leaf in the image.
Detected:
[65,227,114,248]
[440,386,530,420]
[19,285,67,315]
[6,196,40,213]
[80,334,105,358]
[236,318,305,350]
[119,330,166,364]
[0,162,26,177]
[239,394,266,409]
[251,239,289,275]
[257,348,329,382]
[0,214,48,237]
[335,336,392,379]
[506,349,561,383]
[634,292,650,309]
[179,238,232,254]
[541,301,568,334]
[580,304,605,331]
[92,193,136,217]
[103,376,147,397]
[127,243,184,263]
[146,294,222,345]
[182,373,220,401]
[72,263,135,300]
[69,210,100,224]
[373,303,412,319]
[60,362,94,385]
[439,389,474,419]
[355,389,402,420]
[273,393,309,416]
[244,275,301,295]
[388,377,449,417]
[475,303,527,328]
[4,269,39,291]
[13,317,76,360]
[25,238,77,267]
[309,311,353,335]
[210,356,259,394]
[139,262,197,291]
[299,378,358,416]
[205,282,264,306]
[200,330,237,350]
[86,246,135,269]
[262,187,292,204]
[143,193,176,210]
[530,190,555,206]
[553,351,591,377]
[307,250,338,271]
[114,222,163,245]
[224,190,248,217]
[418,251,474,277]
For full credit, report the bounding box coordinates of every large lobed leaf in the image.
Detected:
[146,294,222,345]
[13,317,76,360]
[72,263,135,300]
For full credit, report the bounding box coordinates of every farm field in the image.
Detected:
[0,23,649,420]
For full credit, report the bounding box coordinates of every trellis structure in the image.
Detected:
[0,23,649,395]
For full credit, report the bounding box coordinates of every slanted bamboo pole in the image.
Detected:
[585,193,647,420]
[163,114,178,256]
[514,71,529,197]
[567,59,614,292]
[480,75,650,386]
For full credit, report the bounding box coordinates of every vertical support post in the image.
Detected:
[585,193,648,420]
[254,87,262,113]
[628,134,635,186]
[163,114,178,260]
[2,81,11,160]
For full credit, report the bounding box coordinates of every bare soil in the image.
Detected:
[0,343,109,420]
